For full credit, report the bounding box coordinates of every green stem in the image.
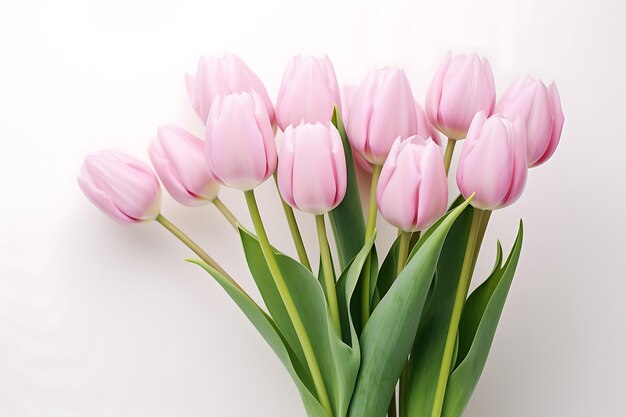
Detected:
[472,210,492,268]
[429,208,485,417]
[443,138,456,176]
[316,215,341,334]
[273,174,312,271]
[394,230,412,417]
[156,214,229,279]
[244,190,333,416]
[361,164,383,326]
[365,164,383,239]
[212,197,239,229]
[396,231,411,277]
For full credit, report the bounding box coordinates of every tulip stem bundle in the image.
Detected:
[316,215,341,333]
[361,164,383,325]
[211,197,239,229]
[244,190,333,416]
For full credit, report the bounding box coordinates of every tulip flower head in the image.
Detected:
[415,101,442,147]
[340,83,357,128]
[78,151,161,223]
[275,55,341,130]
[185,54,274,124]
[457,112,528,210]
[347,67,418,165]
[277,122,347,215]
[376,136,448,232]
[495,76,564,167]
[149,125,220,206]
[426,52,496,140]
[204,92,277,191]
[351,99,440,174]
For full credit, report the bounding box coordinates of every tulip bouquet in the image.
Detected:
[79,52,563,417]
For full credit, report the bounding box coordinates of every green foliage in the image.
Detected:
[406,196,475,417]
[329,107,366,270]
[347,198,473,417]
[442,222,524,417]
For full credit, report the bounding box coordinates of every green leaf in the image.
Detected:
[406,196,475,417]
[348,197,473,417]
[187,260,328,417]
[441,221,524,417]
[336,234,377,344]
[239,228,309,379]
[377,236,400,300]
[240,228,365,417]
[329,106,366,270]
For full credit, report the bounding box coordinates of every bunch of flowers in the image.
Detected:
[79,52,563,417]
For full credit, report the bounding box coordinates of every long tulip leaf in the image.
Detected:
[329,106,366,270]
[441,221,524,417]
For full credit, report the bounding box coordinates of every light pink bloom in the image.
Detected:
[341,83,357,128]
[78,151,161,223]
[426,52,496,140]
[415,100,442,146]
[495,76,564,167]
[347,67,418,165]
[275,55,341,130]
[351,99,439,174]
[457,112,528,210]
[149,125,220,206]
[204,92,277,190]
[376,136,448,231]
[185,54,274,124]
[278,122,347,214]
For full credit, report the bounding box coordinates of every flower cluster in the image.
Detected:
[78,52,564,417]
[79,52,563,229]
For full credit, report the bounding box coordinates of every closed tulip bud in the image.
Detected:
[204,92,277,190]
[376,136,448,232]
[415,100,442,146]
[457,112,528,210]
[149,125,220,206]
[495,76,564,167]
[341,84,357,127]
[275,56,341,130]
[348,67,418,165]
[426,52,496,140]
[277,122,347,214]
[351,99,439,174]
[185,54,274,124]
[78,151,161,223]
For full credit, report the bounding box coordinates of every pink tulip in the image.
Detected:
[278,122,347,214]
[350,99,440,174]
[275,56,341,130]
[426,52,496,140]
[78,151,161,223]
[341,83,357,128]
[456,112,528,210]
[415,100,442,147]
[185,54,274,124]
[347,67,418,165]
[204,92,277,190]
[376,136,448,231]
[149,125,220,206]
[495,76,564,167]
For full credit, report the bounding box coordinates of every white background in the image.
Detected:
[1,0,624,416]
